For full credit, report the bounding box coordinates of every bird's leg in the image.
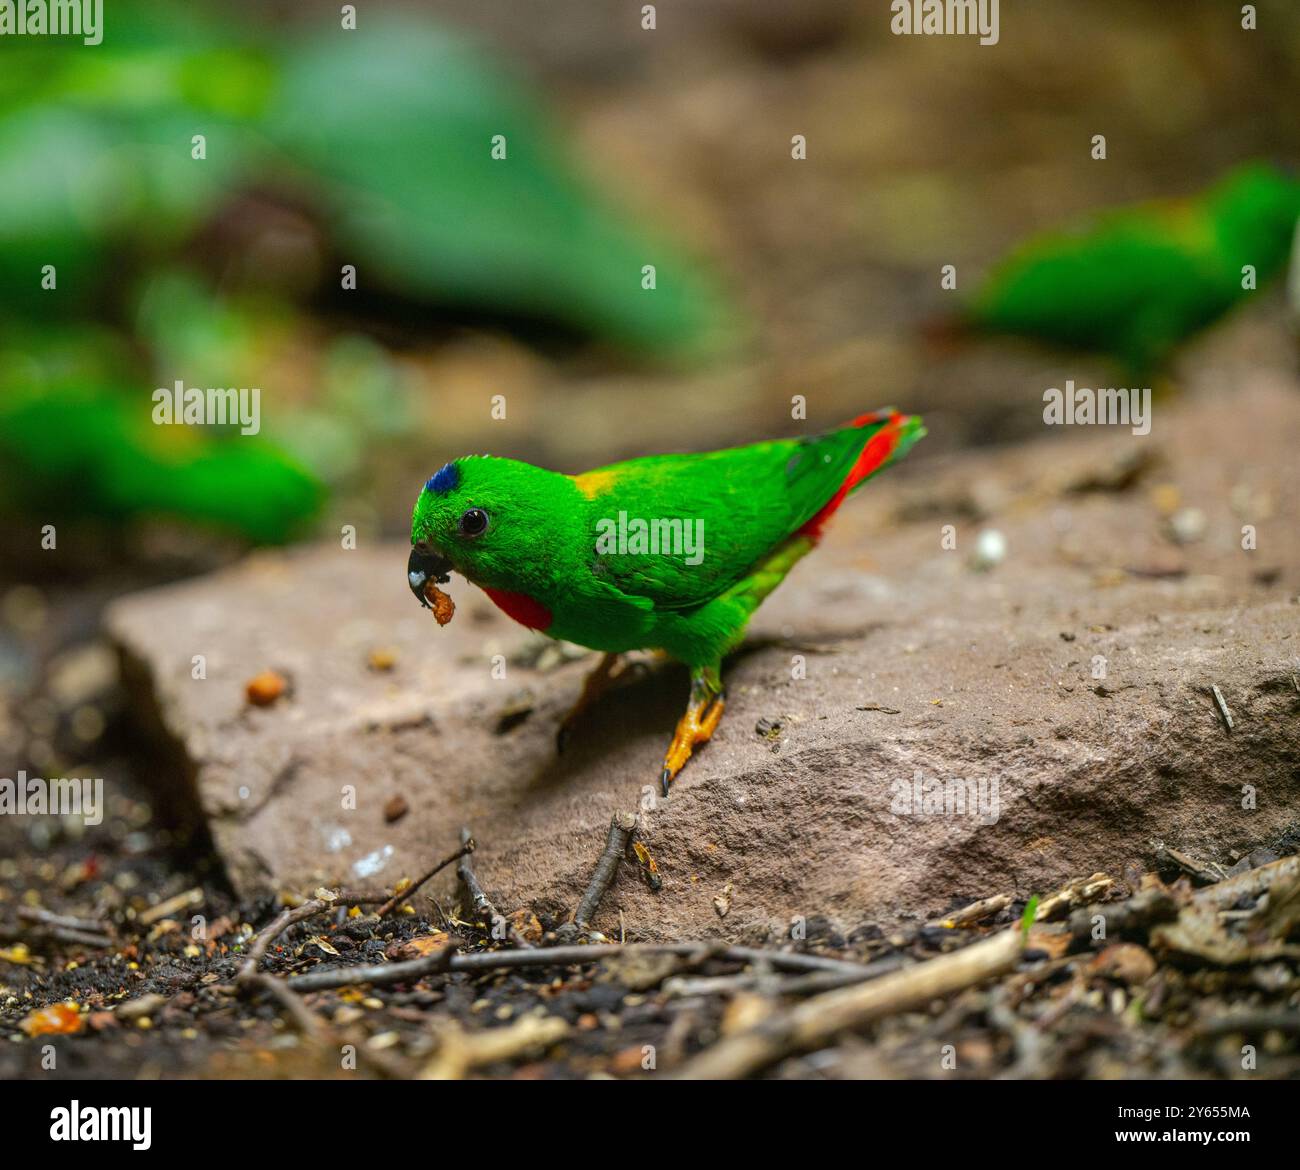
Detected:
[557,652,622,753]
[660,663,725,796]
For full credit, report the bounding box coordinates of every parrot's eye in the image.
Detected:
[458,507,490,537]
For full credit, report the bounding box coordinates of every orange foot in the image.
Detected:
[660,687,725,796]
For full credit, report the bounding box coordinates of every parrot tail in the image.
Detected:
[798,409,925,539]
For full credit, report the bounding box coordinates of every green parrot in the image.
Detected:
[963,161,1300,379]
[408,410,924,793]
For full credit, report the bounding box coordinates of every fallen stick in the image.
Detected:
[675,927,1025,1079]
[237,889,388,986]
[1188,854,1299,910]
[376,838,476,919]
[44,927,115,949]
[137,886,205,926]
[573,812,637,929]
[12,916,114,950]
[931,893,1013,928]
[722,945,872,976]
[241,972,327,1041]
[1209,684,1233,732]
[1195,1010,1300,1037]
[18,906,112,935]
[283,941,878,992]
[457,826,499,927]
[664,955,904,1000]
[287,940,458,992]
[1035,873,1114,922]
[420,1014,570,1080]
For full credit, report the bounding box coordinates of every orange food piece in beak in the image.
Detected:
[423,581,455,626]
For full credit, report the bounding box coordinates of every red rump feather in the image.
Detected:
[798,411,908,539]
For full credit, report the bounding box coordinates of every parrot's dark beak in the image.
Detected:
[408,542,453,607]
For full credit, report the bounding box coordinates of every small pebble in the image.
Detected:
[1166,507,1206,545]
[245,670,287,707]
[969,528,1006,571]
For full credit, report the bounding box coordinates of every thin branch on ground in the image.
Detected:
[420,1014,570,1080]
[137,887,205,927]
[281,940,883,993]
[285,939,459,992]
[236,889,388,986]
[376,838,476,919]
[241,972,328,1041]
[573,812,637,930]
[457,826,499,927]
[676,926,1026,1079]
[18,906,112,935]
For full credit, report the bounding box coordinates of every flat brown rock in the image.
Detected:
[107,377,1300,940]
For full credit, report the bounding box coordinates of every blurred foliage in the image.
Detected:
[0,2,730,547]
[966,162,1300,379]
[265,19,728,353]
[0,320,320,543]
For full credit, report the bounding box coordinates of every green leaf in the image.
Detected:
[1020,896,1040,939]
[263,18,731,355]
[0,381,323,544]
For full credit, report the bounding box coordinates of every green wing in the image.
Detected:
[577,418,887,612]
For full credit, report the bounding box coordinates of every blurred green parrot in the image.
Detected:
[963,162,1300,379]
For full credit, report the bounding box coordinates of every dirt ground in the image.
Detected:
[3,359,1298,1079]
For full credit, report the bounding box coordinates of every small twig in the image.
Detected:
[1035,873,1115,921]
[241,972,327,1041]
[24,925,114,949]
[722,946,871,976]
[1195,1010,1300,1037]
[282,941,878,992]
[676,927,1025,1079]
[1209,684,1233,732]
[1154,843,1227,885]
[237,889,387,986]
[137,886,204,926]
[49,927,115,948]
[931,893,1013,928]
[457,826,499,927]
[15,908,113,948]
[377,838,476,919]
[665,955,905,999]
[18,906,111,934]
[777,956,909,995]
[573,812,637,929]
[420,1015,570,1080]
[286,940,459,992]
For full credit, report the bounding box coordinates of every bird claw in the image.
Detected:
[659,690,725,797]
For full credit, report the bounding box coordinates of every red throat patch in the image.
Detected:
[482,587,553,631]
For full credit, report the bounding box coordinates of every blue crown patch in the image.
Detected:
[425,463,460,495]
